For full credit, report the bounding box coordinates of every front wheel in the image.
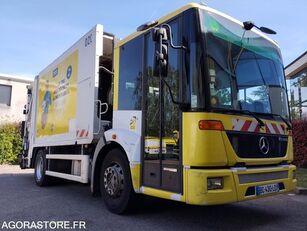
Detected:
[34,150,51,186]
[100,149,137,214]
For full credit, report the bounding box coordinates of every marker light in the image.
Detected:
[198,120,224,131]
[207,177,224,190]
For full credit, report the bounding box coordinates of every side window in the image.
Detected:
[183,9,204,109]
[144,18,181,160]
[144,33,160,138]
[0,84,12,106]
[118,36,142,110]
[163,20,180,147]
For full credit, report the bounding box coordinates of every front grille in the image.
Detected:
[238,171,288,184]
[227,131,288,158]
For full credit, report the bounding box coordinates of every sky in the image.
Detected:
[0,0,306,79]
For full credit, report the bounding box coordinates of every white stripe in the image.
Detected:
[230,167,247,172]
[276,124,284,134]
[170,194,183,201]
[267,123,276,134]
[233,119,245,131]
[248,120,258,132]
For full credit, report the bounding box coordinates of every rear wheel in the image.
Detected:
[100,149,137,214]
[34,150,51,186]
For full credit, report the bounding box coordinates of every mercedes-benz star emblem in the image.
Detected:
[259,137,269,154]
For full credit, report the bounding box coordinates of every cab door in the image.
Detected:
[142,18,182,193]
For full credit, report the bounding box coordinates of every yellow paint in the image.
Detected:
[183,165,296,205]
[138,111,295,205]
[141,186,184,202]
[130,163,140,192]
[113,47,119,111]
[178,112,295,205]
[129,116,137,131]
[183,112,292,166]
[139,165,296,205]
[287,136,294,162]
[36,50,78,137]
[115,3,200,48]
[182,113,228,166]
[184,168,237,205]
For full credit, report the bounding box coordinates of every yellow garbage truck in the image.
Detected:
[20,3,296,214]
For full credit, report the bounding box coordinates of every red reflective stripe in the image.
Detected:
[265,124,270,134]
[271,123,280,134]
[241,120,252,132]
[85,131,89,137]
[80,129,85,137]
[255,125,260,133]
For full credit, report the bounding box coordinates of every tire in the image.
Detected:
[100,149,137,214]
[34,150,51,186]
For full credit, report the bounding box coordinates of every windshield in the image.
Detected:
[199,10,289,119]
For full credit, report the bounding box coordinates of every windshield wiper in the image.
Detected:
[211,108,265,127]
[243,110,292,130]
[272,114,292,130]
[207,54,236,78]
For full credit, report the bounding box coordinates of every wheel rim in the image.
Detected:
[103,163,124,198]
[36,157,43,181]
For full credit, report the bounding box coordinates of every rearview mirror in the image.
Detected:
[152,27,168,77]
[20,121,25,137]
[23,104,28,115]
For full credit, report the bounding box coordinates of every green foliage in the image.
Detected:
[297,168,307,188]
[0,123,22,164]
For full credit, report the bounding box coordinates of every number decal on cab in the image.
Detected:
[85,34,92,47]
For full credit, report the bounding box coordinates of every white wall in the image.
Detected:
[0,75,32,124]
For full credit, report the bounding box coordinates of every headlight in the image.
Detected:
[207,177,223,190]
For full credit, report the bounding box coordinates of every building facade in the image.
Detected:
[0,74,33,124]
[285,51,307,120]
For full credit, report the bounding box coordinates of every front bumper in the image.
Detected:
[185,164,296,205]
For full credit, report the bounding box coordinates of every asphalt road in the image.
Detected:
[0,165,306,231]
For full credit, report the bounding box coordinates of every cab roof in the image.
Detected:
[115,2,278,48]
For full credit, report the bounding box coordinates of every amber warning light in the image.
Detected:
[198,120,224,131]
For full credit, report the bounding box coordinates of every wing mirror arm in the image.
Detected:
[152,24,189,111]
[161,24,187,50]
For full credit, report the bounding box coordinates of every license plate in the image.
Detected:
[256,183,279,196]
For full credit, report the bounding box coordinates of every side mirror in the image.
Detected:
[23,104,27,115]
[152,27,168,77]
[20,121,25,137]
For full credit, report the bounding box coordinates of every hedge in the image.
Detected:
[0,123,22,164]
[292,120,307,167]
